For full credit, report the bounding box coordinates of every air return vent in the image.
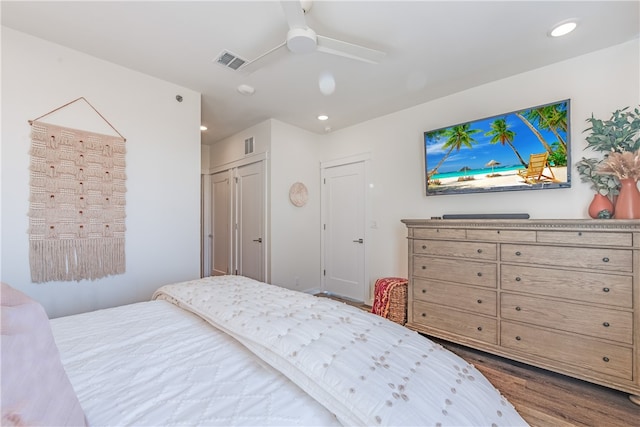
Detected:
[245,137,254,155]
[215,50,247,70]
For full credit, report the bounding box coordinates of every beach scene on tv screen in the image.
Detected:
[425,100,569,195]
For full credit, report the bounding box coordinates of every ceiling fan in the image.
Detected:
[240,0,386,74]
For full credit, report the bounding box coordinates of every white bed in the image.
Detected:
[2,276,528,426]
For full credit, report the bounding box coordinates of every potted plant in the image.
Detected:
[575,157,618,218]
[578,106,640,218]
[598,149,640,219]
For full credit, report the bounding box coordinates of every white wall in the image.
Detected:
[208,120,272,170]
[319,39,640,288]
[1,28,202,318]
[270,120,323,291]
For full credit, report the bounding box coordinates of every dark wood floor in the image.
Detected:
[437,339,640,427]
[320,294,640,426]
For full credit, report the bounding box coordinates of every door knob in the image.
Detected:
[252,238,262,243]
[352,238,364,243]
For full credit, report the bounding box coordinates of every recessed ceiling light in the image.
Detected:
[318,115,329,121]
[549,21,577,37]
[237,84,255,95]
[200,125,208,131]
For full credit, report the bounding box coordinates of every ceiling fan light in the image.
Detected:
[317,115,329,121]
[287,27,317,54]
[550,21,577,37]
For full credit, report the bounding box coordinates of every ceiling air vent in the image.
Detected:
[215,50,247,71]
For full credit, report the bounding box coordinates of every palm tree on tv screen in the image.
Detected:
[515,103,568,154]
[537,104,568,150]
[485,118,528,167]
[427,124,481,177]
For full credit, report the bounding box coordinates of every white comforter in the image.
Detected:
[51,299,341,426]
[153,275,527,426]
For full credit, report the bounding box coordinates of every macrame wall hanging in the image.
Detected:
[28,97,127,283]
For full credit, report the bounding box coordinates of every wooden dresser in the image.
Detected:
[401,219,640,403]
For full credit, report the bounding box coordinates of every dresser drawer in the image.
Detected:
[536,231,632,247]
[501,293,633,344]
[501,264,632,308]
[413,279,496,316]
[501,321,632,380]
[413,228,466,240]
[501,244,632,272]
[413,240,496,260]
[466,229,536,242]
[413,301,497,344]
[413,256,496,288]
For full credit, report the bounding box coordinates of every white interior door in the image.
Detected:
[236,161,265,281]
[201,174,211,277]
[211,171,231,276]
[322,161,366,301]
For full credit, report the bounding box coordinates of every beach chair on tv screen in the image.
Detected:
[517,152,558,184]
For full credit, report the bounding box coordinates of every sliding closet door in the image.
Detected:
[211,171,231,276]
[235,161,265,282]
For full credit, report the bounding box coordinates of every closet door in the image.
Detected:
[211,171,232,276]
[235,161,265,281]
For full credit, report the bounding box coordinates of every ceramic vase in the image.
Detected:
[588,193,614,219]
[614,178,640,219]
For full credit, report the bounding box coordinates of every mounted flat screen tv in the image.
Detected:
[424,99,570,196]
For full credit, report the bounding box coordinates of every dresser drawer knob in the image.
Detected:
[422,245,427,250]
[477,299,482,304]
[515,306,522,311]
[603,287,610,293]
[477,326,483,331]
[421,313,427,317]
[515,336,521,341]
[602,257,610,263]
[421,289,427,294]
[603,356,610,363]
[422,266,427,270]
[477,272,483,277]
[603,322,610,327]
[515,277,522,282]
[477,249,483,253]
[515,251,522,256]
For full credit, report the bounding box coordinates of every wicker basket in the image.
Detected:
[387,283,408,325]
[372,278,408,325]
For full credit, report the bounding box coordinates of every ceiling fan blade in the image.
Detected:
[280,0,307,29]
[316,35,386,64]
[240,41,288,74]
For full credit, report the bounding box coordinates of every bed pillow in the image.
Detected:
[1,283,87,426]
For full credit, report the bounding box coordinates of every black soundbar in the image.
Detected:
[441,213,530,220]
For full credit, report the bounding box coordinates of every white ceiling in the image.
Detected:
[2,1,639,145]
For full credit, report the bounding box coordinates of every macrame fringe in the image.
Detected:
[29,238,125,283]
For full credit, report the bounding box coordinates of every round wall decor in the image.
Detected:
[289,182,308,207]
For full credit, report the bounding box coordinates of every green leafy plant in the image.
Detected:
[584,106,640,153]
[577,106,640,196]
[575,157,620,196]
